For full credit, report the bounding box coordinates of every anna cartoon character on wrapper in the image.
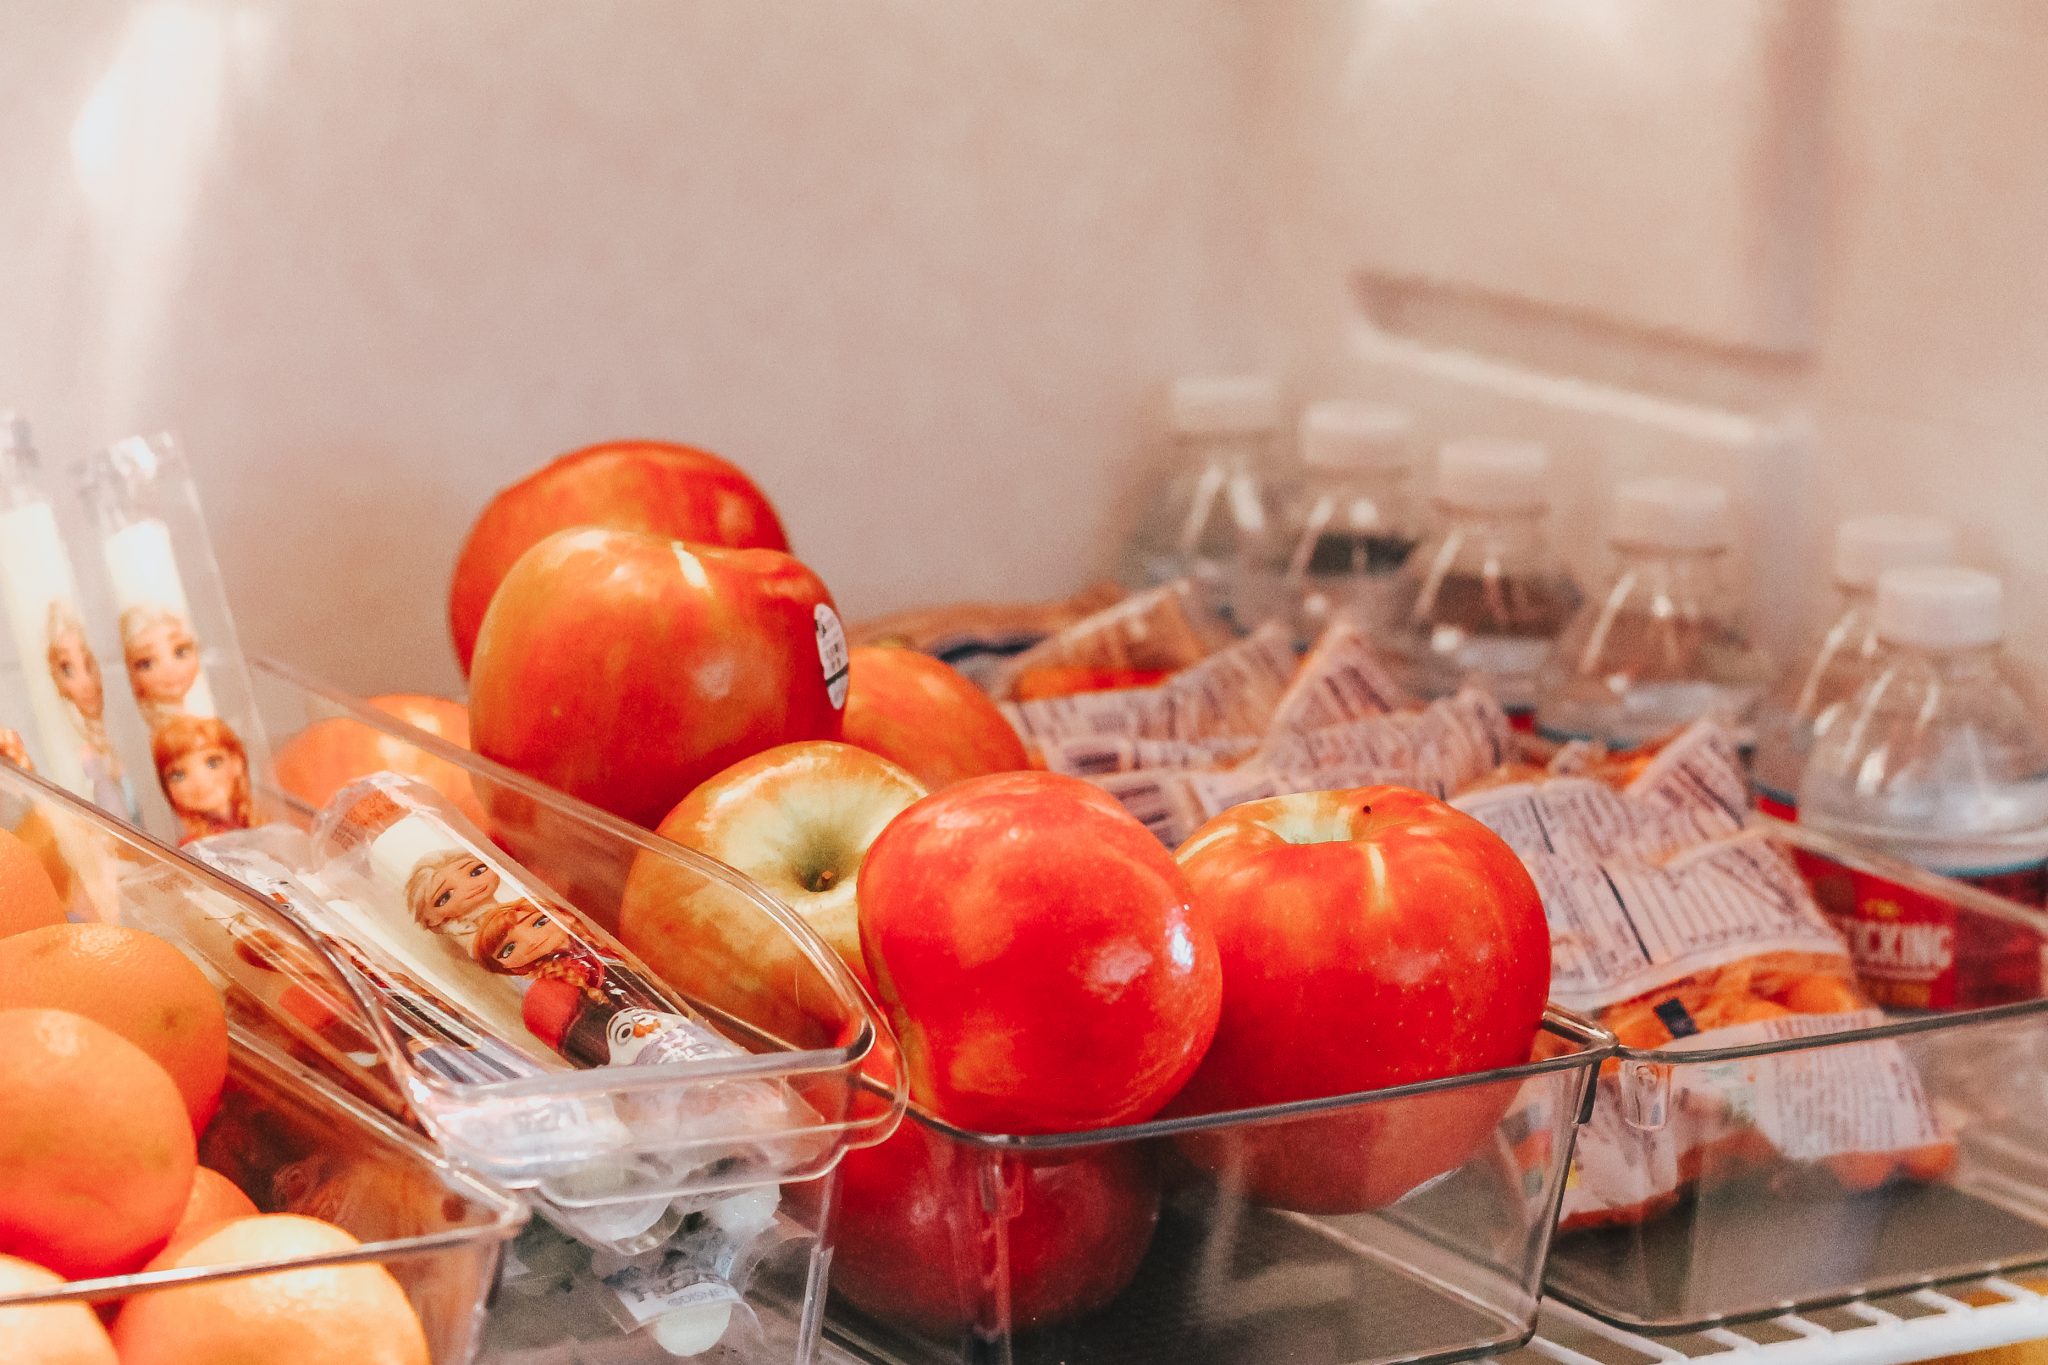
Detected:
[471,899,682,1068]
[153,713,253,843]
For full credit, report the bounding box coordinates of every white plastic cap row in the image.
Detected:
[1299,400,1414,470]
[1610,477,1731,552]
[1877,565,2003,651]
[1169,375,1282,438]
[1834,514,1955,590]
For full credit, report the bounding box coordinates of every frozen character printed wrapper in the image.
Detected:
[306,773,812,1202]
[119,602,207,734]
[0,415,139,820]
[153,713,254,843]
[78,432,269,838]
[186,834,545,1090]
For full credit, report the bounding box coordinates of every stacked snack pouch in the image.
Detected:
[1452,722,1954,1229]
[999,588,1513,844]
[75,432,272,843]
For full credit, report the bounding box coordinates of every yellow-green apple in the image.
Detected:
[856,771,1222,1133]
[449,440,789,675]
[1165,785,1550,1212]
[469,528,848,829]
[841,646,1028,789]
[618,742,924,1043]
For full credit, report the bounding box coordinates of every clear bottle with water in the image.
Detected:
[1750,515,1955,817]
[1799,567,2048,1009]
[1535,477,1775,751]
[1274,400,1420,643]
[1118,374,1286,631]
[1390,438,1580,724]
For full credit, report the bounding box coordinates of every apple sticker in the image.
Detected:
[815,603,850,709]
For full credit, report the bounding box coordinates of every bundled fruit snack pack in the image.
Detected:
[1452,721,1953,1229]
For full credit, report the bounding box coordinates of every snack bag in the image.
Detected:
[1455,722,1952,1229]
[987,579,1235,702]
[999,621,1298,752]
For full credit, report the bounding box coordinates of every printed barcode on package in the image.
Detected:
[1265,618,1410,733]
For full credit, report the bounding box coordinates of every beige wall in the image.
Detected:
[7,2,2048,696]
[1252,0,2048,680]
[4,1,1264,694]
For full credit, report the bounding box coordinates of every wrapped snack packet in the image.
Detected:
[1455,721,1950,1227]
[987,579,1234,702]
[999,621,1297,750]
[77,433,268,843]
[848,581,1126,687]
[312,774,748,1073]
[303,773,815,1222]
[1038,733,1260,778]
[1097,688,1513,846]
[1259,616,1412,735]
[0,414,139,820]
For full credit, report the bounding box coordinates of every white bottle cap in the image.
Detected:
[1611,477,1731,552]
[1834,514,1956,590]
[1876,565,2002,650]
[1298,400,1413,471]
[1170,375,1281,437]
[1434,438,1550,512]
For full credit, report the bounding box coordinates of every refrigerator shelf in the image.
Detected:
[1512,1280,2048,1365]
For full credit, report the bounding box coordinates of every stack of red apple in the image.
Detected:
[442,440,1555,1339]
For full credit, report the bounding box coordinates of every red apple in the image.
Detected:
[1167,785,1550,1213]
[842,646,1028,790]
[449,440,789,674]
[468,528,847,828]
[827,1120,1160,1337]
[618,741,925,1045]
[273,694,487,831]
[857,771,1222,1134]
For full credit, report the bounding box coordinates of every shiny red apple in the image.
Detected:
[857,771,1222,1134]
[827,1120,1160,1337]
[841,646,1028,790]
[1167,785,1550,1212]
[618,741,925,1044]
[449,440,789,674]
[468,528,847,828]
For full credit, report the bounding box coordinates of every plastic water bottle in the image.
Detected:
[1119,375,1286,631]
[1390,438,1580,725]
[1274,399,1420,643]
[1799,567,2048,1010]
[1535,477,1775,751]
[1750,515,1956,818]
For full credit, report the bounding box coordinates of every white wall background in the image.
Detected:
[6,2,2048,694]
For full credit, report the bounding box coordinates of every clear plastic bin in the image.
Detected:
[209,657,904,1361]
[821,1008,1611,1365]
[1544,820,2048,1331]
[0,763,524,1363]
